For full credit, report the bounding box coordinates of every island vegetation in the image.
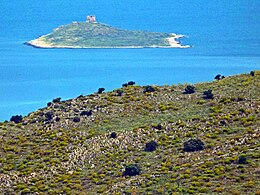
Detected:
[26,17,189,49]
[0,71,259,194]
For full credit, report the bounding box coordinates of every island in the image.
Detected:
[26,16,190,49]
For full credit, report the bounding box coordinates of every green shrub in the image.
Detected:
[52,97,61,103]
[183,138,205,152]
[153,124,162,130]
[143,85,155,93]
[184,85,195,94]
[127,81,135,86]
[203,89,214,99]
[145,141,158,152]
[98,88,105,94]
[197,99,206,104]
[215,74,221,80]
[116,89,123,96]
[123,164,141,176]
[110,132,117,139]
[73,117,80,123]
[80,110,92,116]
[45,111,54,121]
[122,83,128,87]
[199,187,209,193]
[238,154,247,164]
[10,115,23,123]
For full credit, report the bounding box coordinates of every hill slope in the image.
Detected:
[26,22,189,48]
[0,71,259,194]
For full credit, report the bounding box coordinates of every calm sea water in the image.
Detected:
[0,0,260,121]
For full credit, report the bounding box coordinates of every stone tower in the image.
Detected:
[87,15,97,23]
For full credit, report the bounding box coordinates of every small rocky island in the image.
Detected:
[26,16,190,49]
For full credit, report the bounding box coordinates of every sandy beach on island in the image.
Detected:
[26,36,54,48]
[166,34,190,48]
[26,34,190,49]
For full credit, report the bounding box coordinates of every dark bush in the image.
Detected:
[238,155,247,164]
[250,71,255,76]
[45,111,54,121]
[143,85,155,93]
[98,88,105,94]
[183,138,205,152]
[215,74,222,80]
[10,115,23,123]
[127,81,135,86]
[215,74,225,80]
[38,111,44,116]
[219,120,227,125]
[122,83,128,87]
[52,97,61,103]
[123,164,141,176]
[73,117,80,123]
[80,110,92,116]
[145,141,158,152]
[55,117,60,122]
[47,102,52,107]
[154,124,162,130]
[237,97,244,101]
[110,132,117,138]
[203,89,214,99]
[74,108,79,113]
[184,85,195,94]
[116,90,123,96]
[54,104,59,109]
[77,95,84,98]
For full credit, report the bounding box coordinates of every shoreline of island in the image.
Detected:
[25,34,190,49]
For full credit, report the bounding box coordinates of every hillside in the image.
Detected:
[0,71,259,194]
[26,22,189,48]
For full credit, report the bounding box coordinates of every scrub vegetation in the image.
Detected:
[0,71,259,194]
[32,22,172,48]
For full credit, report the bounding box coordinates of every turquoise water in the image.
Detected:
[0,0,260,121]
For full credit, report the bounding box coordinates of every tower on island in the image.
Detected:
[87,15,97,23]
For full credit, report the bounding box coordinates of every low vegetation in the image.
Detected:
[1,72,259,194]
[29,22,173,48]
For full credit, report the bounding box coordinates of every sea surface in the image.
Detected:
[0,0,260,121]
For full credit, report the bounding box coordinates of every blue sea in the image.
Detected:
[0,0,260,121]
